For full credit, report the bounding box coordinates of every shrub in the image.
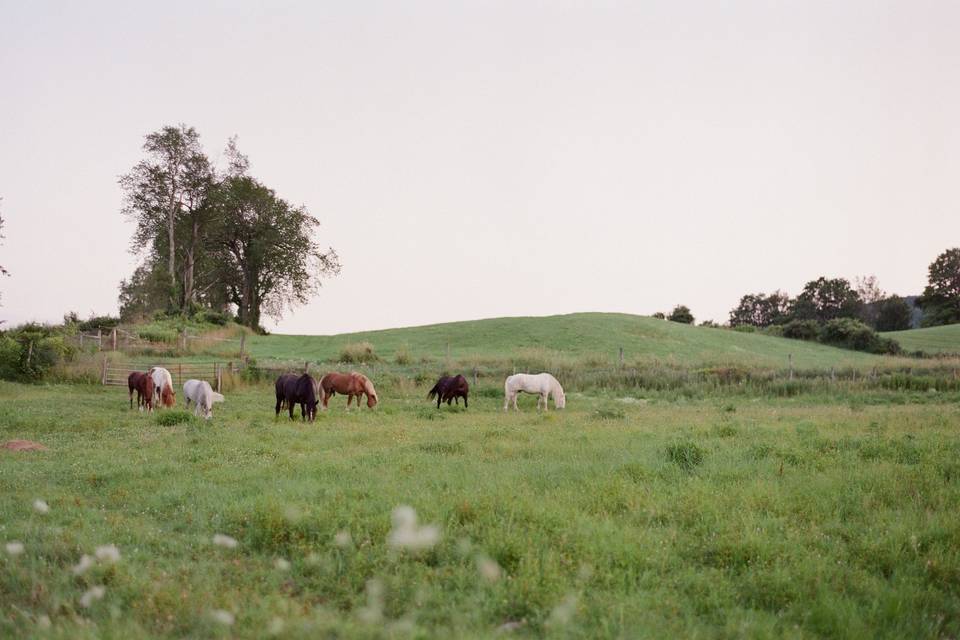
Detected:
[194,309,233,326]
[0,325,76,381]
[668,305,695,324]
[339,342,378,363]
[732,324,756,333]
[394,346,412,365]
[652,312,666,320]
[77,315,121,332]
[820,318,901,354]
[782,319,820,341]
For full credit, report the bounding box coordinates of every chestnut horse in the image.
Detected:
[427,374,469,409]
[319,372,378,409]
[275,373,319,421]
[149,367,176,408]
[127,371,155,412]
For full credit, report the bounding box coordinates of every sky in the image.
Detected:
[1,1,958,335]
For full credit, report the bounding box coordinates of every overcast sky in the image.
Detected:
[1,1,958,334]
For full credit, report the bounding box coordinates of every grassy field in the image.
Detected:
[881,323,960,355]
[2,380,959,638]
[247,313,891,369]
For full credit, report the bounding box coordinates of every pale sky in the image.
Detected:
[1,1,958,334]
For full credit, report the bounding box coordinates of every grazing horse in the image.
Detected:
[127,371,155,412]
[149,367,176,408]
[275,373,319,421]
[503,372,565,412]
[319,372,378,409]
[427,374,469,409]
[183,379,224,419]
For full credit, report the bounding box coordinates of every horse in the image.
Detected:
[503,372,566,411]
[183,379,225,419]
[149,367,176,408]
[319,372,378,409]
[275,373,319,421]
[127,371,154,412]
[427,374,469,409]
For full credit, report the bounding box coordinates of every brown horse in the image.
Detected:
[427,374,469,409]
[127,371,155,412]
[319,372,378,409]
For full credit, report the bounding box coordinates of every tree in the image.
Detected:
[854,275,885,327]
[209,175,340,330]
[119,125,212,310]
[789,277,863,324]
[874,296,913,332]
[729,291,791,327]
[668,305,694,324]
[917,248,960,327]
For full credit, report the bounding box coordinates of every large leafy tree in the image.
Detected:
[854,275,885,327]
[789,277,863,324]
[728,291,790,327]
[875,295,913,332]
[119,125,213,309]
[209,175,340,330]
[917,248,960,327]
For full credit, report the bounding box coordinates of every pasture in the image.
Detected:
[2,379,959,638]
[881,323,960,355]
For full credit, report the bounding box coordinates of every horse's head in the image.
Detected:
[308,400,319,421]
[555,390,566,409]
[362,377,379,408]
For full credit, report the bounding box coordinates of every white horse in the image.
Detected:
[183,379,225,419]
[503,373,566,411]
[149,366,175,408]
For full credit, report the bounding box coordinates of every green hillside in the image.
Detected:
[249,312,891,369]
[881,323,960,354]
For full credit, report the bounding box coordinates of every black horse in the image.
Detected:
[427,374,469,409]
[275,373,319,421]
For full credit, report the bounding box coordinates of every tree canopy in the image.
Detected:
[917,248,960,327]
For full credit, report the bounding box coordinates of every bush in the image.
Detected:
[652,312,666,320]
[0,324,76,381]
[194,309,233,326]
[394,346,412,365]
[77,315,121,332]
[782,319,820,341]
[668,305,695,324]
[156,410,194,426]
[820,318,901,354]
[732,324,756,333]
[339,342,378,363]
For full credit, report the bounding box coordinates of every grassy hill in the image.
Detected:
[249,313,891,369]
[881,323,960,355]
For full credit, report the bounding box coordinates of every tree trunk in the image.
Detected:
[184,218,198,307]
[167,190,178,308]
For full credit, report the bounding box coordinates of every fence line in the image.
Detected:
[101,360,230,392]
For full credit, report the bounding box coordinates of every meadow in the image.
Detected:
[2,376,960,638]
[881,323,960,356]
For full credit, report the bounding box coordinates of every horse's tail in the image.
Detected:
[211,392,225,404]
[427,382,441,400]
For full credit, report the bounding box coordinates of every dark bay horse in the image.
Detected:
[319,372,378,409]
[127,371,155,412]
[427,374,469,408]
[275,373,319,421]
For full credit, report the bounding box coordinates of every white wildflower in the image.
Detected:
[386,505,441,551]
[80,586,105,608]
[546,594,578,627]
[37,615,51,629]
[5,541,24,556]
[212,534,238,549]
[33,499,50,514]
[274,557,291,571]
[95,544,121,563]
[476,554,502,582]
[209,609,235,626]
[334,530,352,547]
[72,554,95,575]
[356,578,384,624]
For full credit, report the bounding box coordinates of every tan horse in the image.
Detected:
[319,372,379,409]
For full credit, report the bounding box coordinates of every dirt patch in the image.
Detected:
[2,440,48,452]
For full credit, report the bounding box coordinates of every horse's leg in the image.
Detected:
[275,396,281,417]
[514,393,519,411]
[464,393,468,408]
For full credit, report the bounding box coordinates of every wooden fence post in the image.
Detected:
[304,361,309,374]
[111,328,117,351]
[100,358,107,385]
[97,328,102,351]
[239,333,246,359]
[79,333,84,349]
[216,364,222,393]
